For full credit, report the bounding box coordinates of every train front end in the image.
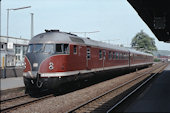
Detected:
[23,31,70,93]
[23,43,59,92]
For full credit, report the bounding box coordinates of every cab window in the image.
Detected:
[27,44,43,53]
[33,44,43,52]
[27,44,33,53]
[44,44,54,53]
[56,44,63,53]
[63,44,69,54]
[56,44,69,54]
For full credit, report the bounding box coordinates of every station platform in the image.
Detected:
[0,77,24,91]
[0,67,23,78]
[124,63,170,112]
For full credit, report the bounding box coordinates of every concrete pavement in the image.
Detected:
[0,77,24,90]
[124,63,170,112]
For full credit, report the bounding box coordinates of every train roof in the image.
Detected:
[30,30,152,56]
[128,49,153,56]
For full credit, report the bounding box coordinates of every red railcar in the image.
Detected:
[23,30,153,92]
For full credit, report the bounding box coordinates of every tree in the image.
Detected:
[131,30,157,53]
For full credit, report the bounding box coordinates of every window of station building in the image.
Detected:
[108,51,112,60]
[15,46,21,54]
[87,47,91,59]
[99,49,102,59]
[1,44,3,49]
[73,45,77,54]
[23,46,27,55]
[44,44,54,53]
[16,55,21,61]
[0,43,5,50]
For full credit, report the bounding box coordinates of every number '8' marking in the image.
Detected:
[49,62,54,70]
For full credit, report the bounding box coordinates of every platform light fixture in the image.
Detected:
[6,6,31,46]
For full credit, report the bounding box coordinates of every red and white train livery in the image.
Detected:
[23,30,153,92]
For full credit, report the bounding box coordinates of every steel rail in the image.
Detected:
[1,94,54,112]
[68,63,167,113]
[0,94,29,103]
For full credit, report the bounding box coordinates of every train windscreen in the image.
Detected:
[27,44,43,53]
[44,44,54,53]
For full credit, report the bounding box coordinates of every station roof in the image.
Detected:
[0,36,29,45]
[127,0,170,43]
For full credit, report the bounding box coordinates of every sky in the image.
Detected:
[1,0,170,51]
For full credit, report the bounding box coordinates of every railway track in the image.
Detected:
[0,93,54,113]
[0,94,28,103]
[68,63,168,113]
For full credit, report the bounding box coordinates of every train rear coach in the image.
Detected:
[23,30,153,92]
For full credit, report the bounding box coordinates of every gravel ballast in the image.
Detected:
[10,65,159,113]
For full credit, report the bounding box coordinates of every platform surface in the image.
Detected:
[0,77,24,91]
[124,63,170,112]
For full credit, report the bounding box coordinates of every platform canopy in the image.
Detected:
[127,0,170,43]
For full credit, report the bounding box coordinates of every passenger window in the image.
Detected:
[119,53,122,59]
[113,52,115,60]
[44,44,54,53]
[109,51,112,60]
[103,50,106,60]
[99,50,102,59]
[74,45,77,54]
[116,52,119,60]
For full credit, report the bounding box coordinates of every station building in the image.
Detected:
[0,36,29,67]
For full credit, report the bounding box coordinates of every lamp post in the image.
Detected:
[6,6,31,39]
[30,13,34,38]
[3,6,31,78]
[0,0,1,36]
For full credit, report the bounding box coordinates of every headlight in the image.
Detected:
[24,62,26,69]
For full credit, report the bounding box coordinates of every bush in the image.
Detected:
[154,58,161,62]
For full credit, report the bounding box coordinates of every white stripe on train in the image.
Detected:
[38,62,152,78]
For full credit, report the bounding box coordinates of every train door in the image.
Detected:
[86,46,91,70]
[130,53,133,66]
[128,51,131,67]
